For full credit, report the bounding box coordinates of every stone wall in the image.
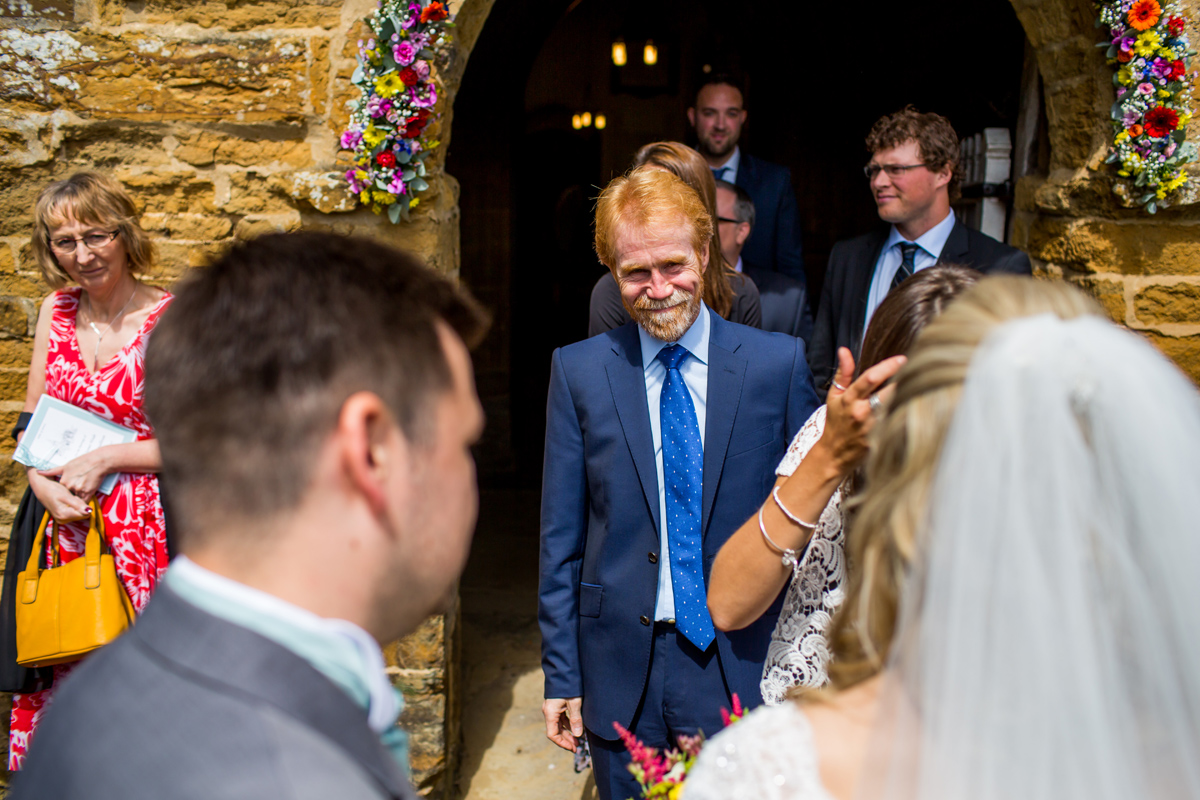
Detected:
[0,0,492,794]
[1009,0,1200,380]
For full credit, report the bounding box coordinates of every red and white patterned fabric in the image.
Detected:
[9,287,173,770]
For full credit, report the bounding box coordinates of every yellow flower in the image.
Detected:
[409,197,420,209]
[374,73,405,97]
[1179,111,1193,126]
[1118,170,1131,177]
[354,170,368,182]
[359,190,371,204]
[1158,48,1175,59]
[1117,65,1134,86]
[1159,89,1172,97]
[1156,187,1168,199]
[1116,130,1130,143]
[372,190,396,205]
[1134,31,1161,57]
[668,784,684,800]
[363,125,386,147]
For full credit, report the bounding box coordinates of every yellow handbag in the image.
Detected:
[15,500,135,667]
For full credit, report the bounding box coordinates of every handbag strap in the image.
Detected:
[21,499,109,600]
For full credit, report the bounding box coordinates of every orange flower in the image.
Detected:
[420,1,448,23]
[1117,49,1134,63]
[1128,0,1162,31]
[1130,123,1144,137]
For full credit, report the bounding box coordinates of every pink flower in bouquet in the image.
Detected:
[719,694,745,727]
[366,95,392,117]
[413,59,431,80]
[394,40,418,66]
[1137,82,1155,96]
[410,82,438,108]
[387,175,407,195]
[340,128,363,149]
[402,2,420,27]
[345,168,367,194]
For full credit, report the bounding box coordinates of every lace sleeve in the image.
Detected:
[761,405,848,704]
[684,704,833,800]
[776,405,827,477]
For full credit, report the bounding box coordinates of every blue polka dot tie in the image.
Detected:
[657,344,715,651]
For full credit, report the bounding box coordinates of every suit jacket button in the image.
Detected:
[648,552,658,564]
[640,615,650,626]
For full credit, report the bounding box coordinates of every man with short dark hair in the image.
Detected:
[539,168,819,800]
[807,107,1032,395]
[716,179,813,342]
[11,232,489,800]
[688,74,807,285]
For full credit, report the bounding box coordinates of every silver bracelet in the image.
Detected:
[772,485,817,530]
[759,505,801,569]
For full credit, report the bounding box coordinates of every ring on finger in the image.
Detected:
[868,394,883,415]
[832,381,848,392]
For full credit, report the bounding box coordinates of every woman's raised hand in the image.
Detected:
[818,347,906,476]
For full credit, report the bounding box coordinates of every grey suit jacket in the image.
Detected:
[11,585,418,800]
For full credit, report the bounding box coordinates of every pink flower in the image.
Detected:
[394,40,417,65]
[413,59,431,80]
[340,129,363,149]
[402,2,420,27]
[410,82,438,108]
[387,176,407,195]
[366,95,392,117]
[345,168,366,193]
[1137,82,1155,95]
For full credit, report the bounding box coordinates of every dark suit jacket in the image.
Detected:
[808,220,1033,394]
[11,586,417,800]
[735,153,806,284]
[746,268,814,344]
[588,271,762,338]
[539,309,820,737]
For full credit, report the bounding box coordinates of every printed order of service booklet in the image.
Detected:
[13,395,136,496]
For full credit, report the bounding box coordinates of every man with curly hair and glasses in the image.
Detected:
[807,106,1031,397]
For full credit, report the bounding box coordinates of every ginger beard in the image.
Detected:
[625,270,705,343]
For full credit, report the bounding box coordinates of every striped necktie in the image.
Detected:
[891,242,920,292]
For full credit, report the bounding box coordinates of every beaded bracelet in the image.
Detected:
[772,486,817,530]
[759,505,801,569]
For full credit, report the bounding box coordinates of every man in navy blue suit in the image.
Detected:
[538,168,819,800]
[688,73,807,285]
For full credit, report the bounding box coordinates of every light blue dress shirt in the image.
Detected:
[863,210,957,335]
[165,556,409,773]
[638,303,711,621]
[711,146,741,185]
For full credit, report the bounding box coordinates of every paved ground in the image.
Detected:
[456,489,597,800]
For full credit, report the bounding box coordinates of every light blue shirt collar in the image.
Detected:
[638,301,711,371]
[882,208,956,261]
[165,557,409,771]
[712,146,741,184]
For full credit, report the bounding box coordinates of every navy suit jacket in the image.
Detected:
[538,310,820,737]
[735,153,806,284]
[808,220,1033,396]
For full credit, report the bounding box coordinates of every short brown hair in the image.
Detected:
[31,172,156,289]
[594,167,713,277]
[857,264,980,376]
[865,106,962,202]
[144,232,488,547]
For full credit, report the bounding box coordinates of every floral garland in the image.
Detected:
[1097,0,1197,212]
[613,694,746,799]
[339,0,453,223]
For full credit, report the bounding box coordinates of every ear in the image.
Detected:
[687,107,696,127]
[735,222,751,248]
[337,391,406,519]
[699,242,710,273]
[933,163,953,191]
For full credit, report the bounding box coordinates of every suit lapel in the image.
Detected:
[135,587,414,799]
[733,153,757,192]
[939,220,970,263]
[701,315,746,539]
[604,324,661,536]
[848,228,888,355]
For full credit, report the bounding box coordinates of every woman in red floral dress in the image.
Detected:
[9,173,172,769]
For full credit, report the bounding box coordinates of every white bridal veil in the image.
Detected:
[862,313,1200,800]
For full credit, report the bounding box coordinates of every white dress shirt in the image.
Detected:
[863,210,957,335]
[710,146,741,185]
[638,303,711,621]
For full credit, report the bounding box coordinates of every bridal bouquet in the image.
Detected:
[339,0,454,223]
[1096,0,1197,212]
[614,694,745,799]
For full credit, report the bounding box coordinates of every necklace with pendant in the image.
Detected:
[83,284,138,372]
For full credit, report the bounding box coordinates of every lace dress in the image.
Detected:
[685,702,834,800]
[760,405,848,705]
[8,287,173,770]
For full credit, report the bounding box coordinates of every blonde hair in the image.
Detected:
[633,141,734,318]
[824,277,1103,690]
[31,172,155,290]
[594,167,714,281]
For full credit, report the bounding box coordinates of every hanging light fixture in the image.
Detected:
[611,38,627,67]
[595,115,607,130]
[572,114,583,130]
[643,39,658,66]
[581,112,592,128]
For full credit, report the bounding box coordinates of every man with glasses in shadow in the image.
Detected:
[807,107,1031,396]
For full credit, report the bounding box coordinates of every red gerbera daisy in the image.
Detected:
[1144,105,1180,138]
[1129,0,1162,31]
